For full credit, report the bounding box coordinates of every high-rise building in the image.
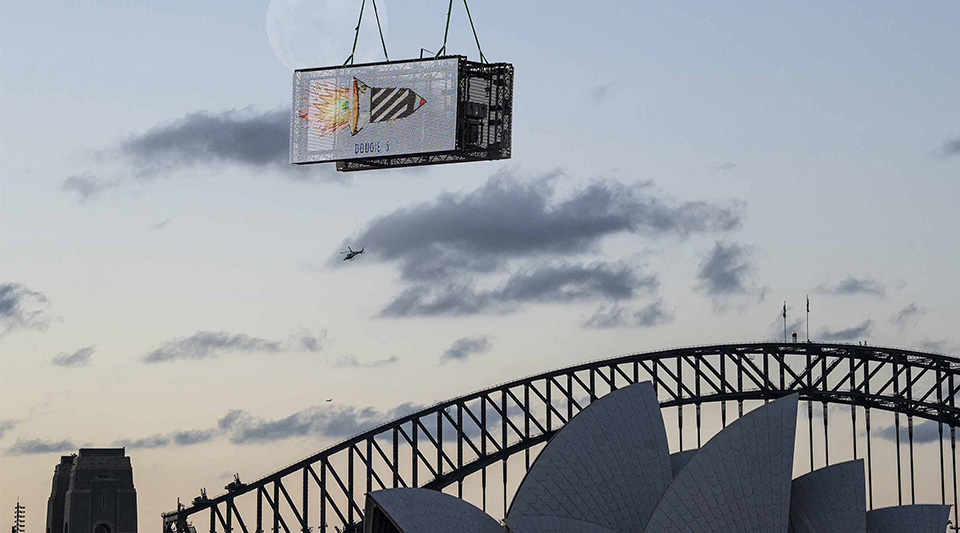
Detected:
[45,449,137,533]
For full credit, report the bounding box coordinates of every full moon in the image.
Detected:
[266,0,389,71]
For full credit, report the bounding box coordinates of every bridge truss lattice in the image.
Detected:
[163,342,960,533]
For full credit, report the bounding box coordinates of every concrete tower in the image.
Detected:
[45,449,137,533]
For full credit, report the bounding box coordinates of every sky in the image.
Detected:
[1,0,959,529]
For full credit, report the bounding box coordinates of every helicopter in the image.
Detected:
[340,246,364,261]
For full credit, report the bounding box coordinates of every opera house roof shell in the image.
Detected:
[362,381,950,533]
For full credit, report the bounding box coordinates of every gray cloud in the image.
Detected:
[150,218,172,230]
[62,174,117,201]
[53,346,94,367]
[143,331,283,363]
[876,419,942,444]
[112,427,218,450]
[350,174,743,282]
[891,303,923,330]
[221,403,421,444]
[171,429,217,446]
[0,419,17,438]
[0,282,53,336]
[818,319,872,342]
[114,435,170,449]
[120,108,336,181]
[441,336,493,364]
[332,354,400,368]
[817,276,886,297]
[5,438,76,456]
[65,108,340,202]
[709,162,737,175]
[380,262,658,317]
[695,242,763,305]
[583,300,674,329]
[936,134,960,158]
[589,83,613,102]
[918,338,957,354]
[295,330,327,353]
[7,401,440,453]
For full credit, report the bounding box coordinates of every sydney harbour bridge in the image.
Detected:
[162,342,960,532]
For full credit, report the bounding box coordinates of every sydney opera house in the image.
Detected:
[361,382,951,533]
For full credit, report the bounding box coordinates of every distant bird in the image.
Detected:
[326,398,333,402]
[341,246,364,261]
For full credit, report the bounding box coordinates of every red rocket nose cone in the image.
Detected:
[418,97,426,107]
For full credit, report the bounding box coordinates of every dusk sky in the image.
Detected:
[2,0,959,529]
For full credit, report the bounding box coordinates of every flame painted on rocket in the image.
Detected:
[300,78,427,138]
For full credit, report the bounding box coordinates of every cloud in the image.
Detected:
[890,303,923,330]
[588,83,614,102]
[64,108,341,202]
[0,282,53,336]
[0,420,17,438]
[695,242,765,310]
[380,262,658,317]
[114,435,170,449]
[583,300,674,329]
[917,338,957,354]
[331,353,400,368]
[708,162,737,175]
[818,319,872,342]
[816,276,886,297]
[349,173,743,282]
[113,428,217,449]
[62,174,117,201]
[52,346,94,367]
[222,403,421,444]
[143,331,283,363]
[120,108,336,181]
[5,438,76,456]
[294,330,327,352]
[875,419,942,444]
[935,134,960,158]
[7,401,437,452]
[441,336,493,364]
[171,429,217,446]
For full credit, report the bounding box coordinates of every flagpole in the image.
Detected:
[783,301,787,344]
[806,295,810,343]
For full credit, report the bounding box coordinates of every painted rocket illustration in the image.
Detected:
[299,78,427,138]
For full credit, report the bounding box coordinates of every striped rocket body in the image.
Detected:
[369,86,427,124]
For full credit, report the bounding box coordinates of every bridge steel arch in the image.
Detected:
[163,342,960,533]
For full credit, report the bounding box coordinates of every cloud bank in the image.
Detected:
[342,173,745,322]
[351,174,743,283]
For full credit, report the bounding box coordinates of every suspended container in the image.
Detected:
[290,55,513,172]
